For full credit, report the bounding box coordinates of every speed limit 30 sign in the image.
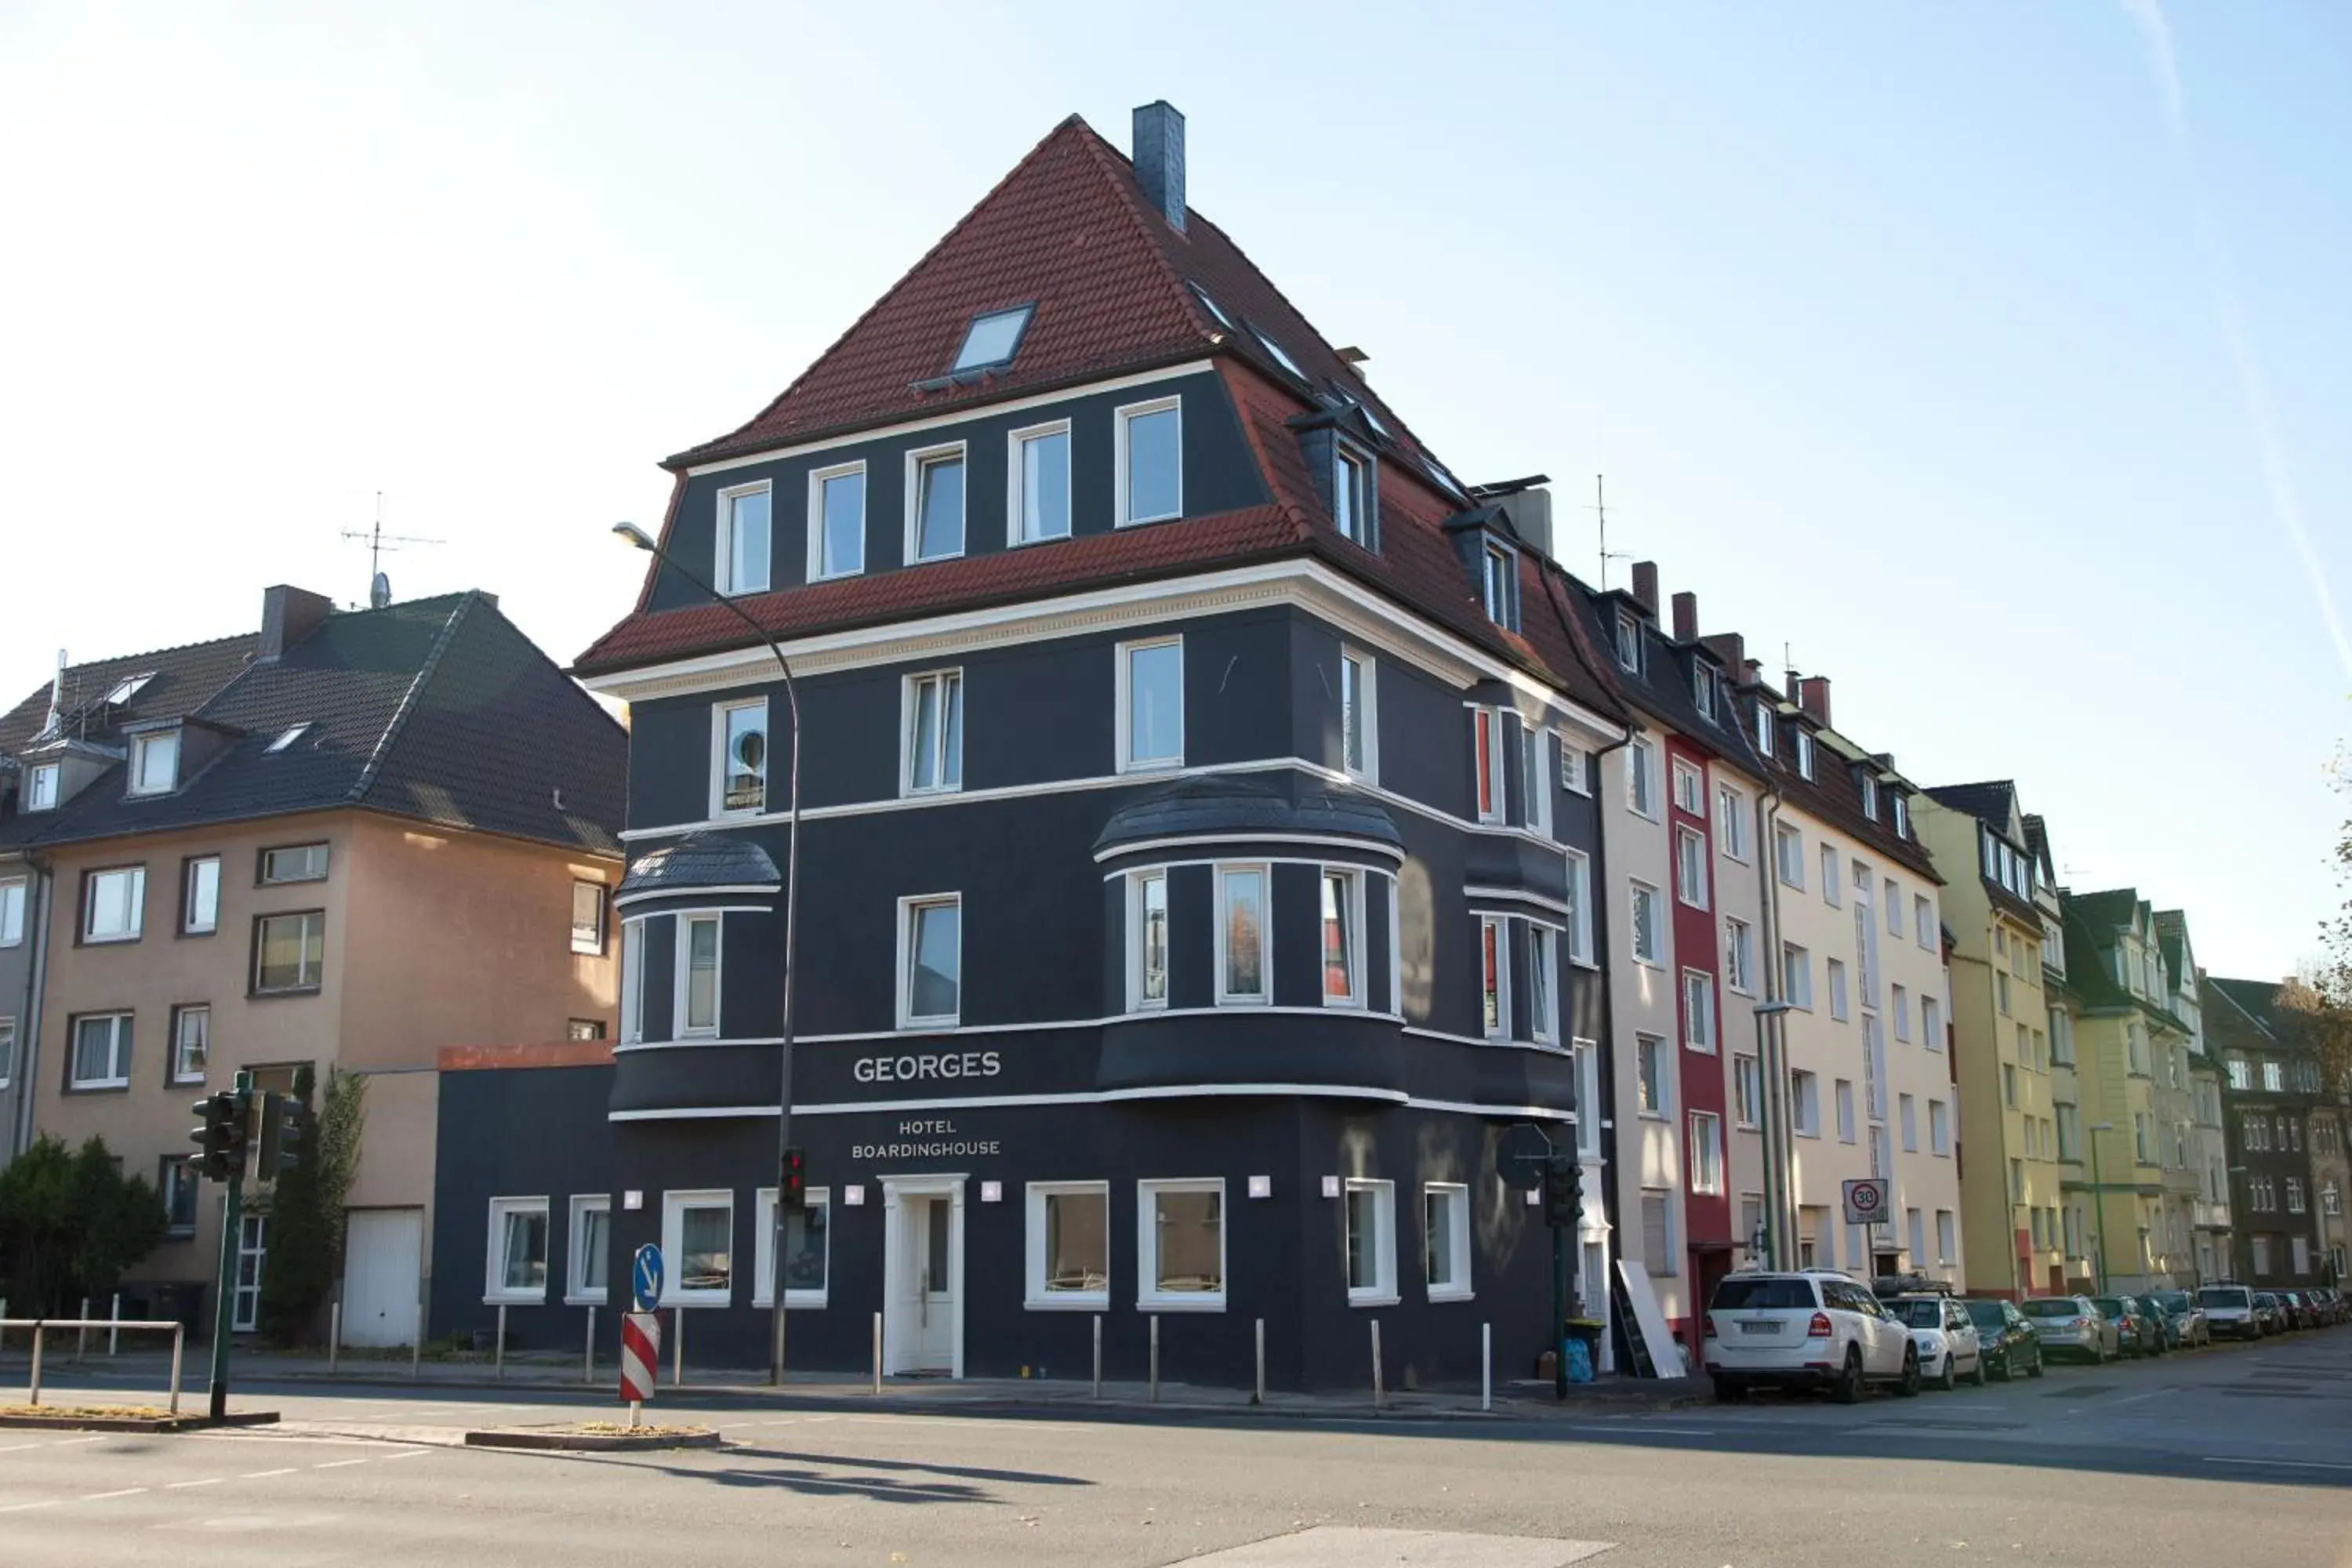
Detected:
[1842,1178,1889,1226]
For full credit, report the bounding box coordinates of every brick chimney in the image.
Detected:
[1796,675,1833,728]
[1702,633,1746,673]
[260,585,334,662]
[1671,591,1698,644]
[1630,561,1660,614]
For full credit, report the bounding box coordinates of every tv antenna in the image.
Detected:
[1584,474,1630,591]
[342,493,445,606]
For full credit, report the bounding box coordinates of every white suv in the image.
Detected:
[1704,1269,1921,1403]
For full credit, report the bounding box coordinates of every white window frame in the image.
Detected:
[0,1016,14,1091]
[1629,879,1663,967]
[1774,823,1805,890]
[806,459,867,581]
[710,698,769,818]
[1671,758,1704,817]
[1915,895,1934,950]
[1783,942,1813,1009]
[1899,1092,1918,1152]
[1215,865,1272,1006]
[896,894,963,1029]
[1116,637,1185,773]
[182,857,219,936]
[567,1194,612,1305]
[68,1011,132,1089]
[900,668,964,797]
[1791,1069,1820,1137]
[1519,723,1551,836]
[1333,445,1374,546]
[1563,851,1595,967]
[620,918,645,1044]
[1690,1111,1723,1195]
[571,880,608,956]
[1319,866,1366,1010]
[1635,1033,1668,1118]
[1752,699,1775,756]
[660,1188,735,1307]
[1478,915,1512,1040]
[24,762,59,811]
[1529,923,1560,1045]
[1682,968,1716,1052]
[83,866,145,943]
[1626,738,1658,819]
[715,478,773,596]
[1137,1178,1226,1312]
[1827,957,1849,1021]
[753,1185,832,1308]
[902,440,967,564]
[1343,1178,1399,1307]
[1820,844,1840,906]
[1128,869,1170,1011]
[1716,784,1749,862]
[1340,648,1378,782]
[1423,1182,1473,1302]
[1892,984,1911,1042]
[1024,1181,1111,1310]
[259,843,328,885]
[1733,1052,1762,1128]
[1795,729,1815,780]
[1675,826,1709,910]
[1472,706,1506,824]
[1724,916,1755,996]
[0,877,24,946]
[1481,539,1517,628]
[1929,1098,1951,1156]
[1559,739,1588,796]
[169,1004,209,1085]
[129,730,179,797]
[1613,614,1640,672]
[1114,395,1184,526]
[1006,419,1073,545]
[485,1196,551,1305]
[676,913,722,1038]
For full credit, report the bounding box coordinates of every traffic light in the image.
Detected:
[187,1089,252,1182]
[779,1146,808,1214]
[1541,1156,1584,1229]
[258,1091,310,1177]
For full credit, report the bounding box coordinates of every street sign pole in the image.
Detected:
[206,1069,253,1422]
[1552,1212,1568,1401]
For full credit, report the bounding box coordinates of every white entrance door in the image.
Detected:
[884,1181,960,1376]
[341,1209,426,1348]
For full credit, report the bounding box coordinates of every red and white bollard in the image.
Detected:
[619,1312,661,1429]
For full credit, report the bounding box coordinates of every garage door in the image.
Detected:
[341,1208,425,1348]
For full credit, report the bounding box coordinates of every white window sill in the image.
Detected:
[901,786,964,801]
[1683,1042,1716,1054]
[659,1294,733,1309]
[83,933,141,946]
[563,1294,609,1308]
[713,807,768,819]
[1120,758,1183,775]
[898,1016,960,1032]
[1009,530,1072,549]
[483,1293,548,1307]
[1735,1120,1761,1132]
[1632,956,1664,971]
[1637,1110,1668,1123]
[1117,510,1183,528]
[1138,1296,1225,1313]
[1220,996,1272,1009]
[811,568,865,583]
[751,1293,829,1309]
[71,1079,129,1091]
[1427,1287,1475,1305]
[1024,1295,1112,1312]
[1321,996,1367,1011]
[1570,955,1599,971]
[1793,1127,1820,1140]
[170,1074,205,1087]
[1348,1292,1402,1309]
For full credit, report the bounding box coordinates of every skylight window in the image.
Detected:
[1189,282,1234,330]
[1329,384,1390,440]
[1251,327,1307,382]
[103,673,154,706]
[267,724,310,753]
[951,305,1033,372]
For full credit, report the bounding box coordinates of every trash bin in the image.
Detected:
[1565,1319,1604,1381]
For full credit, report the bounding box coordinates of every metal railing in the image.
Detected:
[2,1319,187,1415]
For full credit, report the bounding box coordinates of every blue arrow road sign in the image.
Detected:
[632,1243,663,1312]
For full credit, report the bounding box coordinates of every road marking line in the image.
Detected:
[241,1468,298,1479]
[1626,1424,1719,1435]
[0,1500,63,1515]
[167,1479,225,1490]
[80,1488,148,1501]
[2205,1455,2352,1472]
[0,1435,111,1454]
[312,1458,372,1469]
[382,1449,430,1461]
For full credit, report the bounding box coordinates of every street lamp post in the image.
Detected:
[613,523,804,1388]
[2087,1121,2115,1295]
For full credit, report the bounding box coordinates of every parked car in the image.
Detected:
[2282,1290,2320,1329]
[2024,1295,2120,1362]
[1704,1270,1921,1403]
[2317,1289,2349,1326]
[2253,1292,2287,1334]
[1962,1298,2046,1381]
[2145,1290,2209,1348]
[2200,1283,2261,1340]
[1888,1295,1985,1390]
[2092,1297,2159,1357]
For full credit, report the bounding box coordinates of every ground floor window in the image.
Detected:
[568,1195,610,1303]
[486,1196,550,1303]
[755,1187,831,1306]
[1345,1178,1398,1306]
[1138,1179,1224,1309]
[1424,1183,1471,1301]
[663,1189,735,1305]
[1025,1181,1109,1308]
[158,1156,198,1237]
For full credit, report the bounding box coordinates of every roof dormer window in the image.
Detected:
[1481,540,1520,632]
[1252,326,1307,383]
[1795,730,1815,781]
[1752,700,1775,757]
[1189,282,1234,330]
[1613,615,1640,673]
[1332,444,1376,550]
[24,763,59,812]
[1857,769,1878,821]
[1693,665,1717,722]
[129,729,180,797]
[1890,792,1909,838]
[950,304,1033,373]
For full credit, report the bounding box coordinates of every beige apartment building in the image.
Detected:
[0,585,623,1341]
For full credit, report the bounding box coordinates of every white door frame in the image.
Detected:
[880,1174,965,1379]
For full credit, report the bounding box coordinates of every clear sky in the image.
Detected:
[2,2,2343,977]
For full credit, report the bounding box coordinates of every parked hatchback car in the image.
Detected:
[1962,1298,2046,1380]
[1888,1295,1985,1390]
[2200,1283,2260,1340]
[2145,1290,2209,1348]
[1704,1271,1921,1403]
[2092,1297,2158,1357]
[2253,1292,2287,1334]
[2024,1295,2120,1362]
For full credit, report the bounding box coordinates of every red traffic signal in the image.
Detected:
[779,1146,808,1214]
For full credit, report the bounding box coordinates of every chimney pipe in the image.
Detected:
[1131,101,1186,232]
[260,586,335,663]
[1630,561,1660,614]
[1796,675,1833,728]
[1671,591,1698,644]
[40,649,66,738]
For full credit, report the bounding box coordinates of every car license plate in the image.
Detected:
[1739,1320,1782,1335]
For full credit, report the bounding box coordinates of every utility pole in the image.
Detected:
[203,1069,255,1421]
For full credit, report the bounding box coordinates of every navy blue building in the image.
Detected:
[446,103,1639,1390]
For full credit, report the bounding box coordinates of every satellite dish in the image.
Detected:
[370,572,392,609]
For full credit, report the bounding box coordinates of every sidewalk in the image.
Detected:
[1,1346,1711,1424]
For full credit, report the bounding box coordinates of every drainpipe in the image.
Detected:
[1753,793,1792,1270]
[12,853,51,1160]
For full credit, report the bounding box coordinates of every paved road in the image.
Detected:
[6,1328,2351,1566]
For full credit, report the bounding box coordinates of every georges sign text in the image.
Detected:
[851,1049,1003,1085]
[853,1118,1003,1161]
